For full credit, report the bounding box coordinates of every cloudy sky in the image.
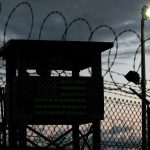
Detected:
[1,0,150,86]
[1,0,150,38]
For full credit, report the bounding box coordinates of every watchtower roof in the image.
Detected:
[0,40,113,70]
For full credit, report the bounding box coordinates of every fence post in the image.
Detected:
[93,120,101,150]
[73,124,80,150]
[148,106,150,150]
[0,87,7,147]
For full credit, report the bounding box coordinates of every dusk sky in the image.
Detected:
[0,0,150,37]
[1,0,150,40]
[0,1,145,148]
[1,0,150,89]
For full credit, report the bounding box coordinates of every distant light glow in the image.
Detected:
[145,7,150,18]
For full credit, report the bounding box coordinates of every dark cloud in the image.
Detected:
[0,0,150,47]
[0,1,148,30]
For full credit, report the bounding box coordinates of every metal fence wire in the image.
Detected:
[101,96,142,150]
[0,2,147,149]
[0,93,143,149]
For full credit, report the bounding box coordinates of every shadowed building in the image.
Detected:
[0,40,113,149]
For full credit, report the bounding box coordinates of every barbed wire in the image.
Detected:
[0,2,150,98]
[89,24,118,77]
[39,11,67,40]
[104,80,139,90]
[108,29,141,90]
[0,3,147,149]
[104,89,141,100]
[3,1,34,45]
[62,17,92,41]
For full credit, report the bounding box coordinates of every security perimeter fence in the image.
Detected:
[0,90,143,149]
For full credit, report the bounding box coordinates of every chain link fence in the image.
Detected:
[101,96,142,149]
[0,93,142,149]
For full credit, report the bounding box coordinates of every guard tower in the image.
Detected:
[0,40,113,149]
